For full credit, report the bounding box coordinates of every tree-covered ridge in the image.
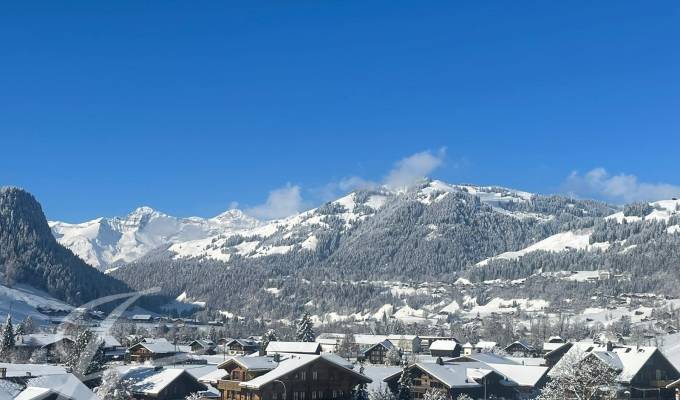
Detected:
[0,187,129,305]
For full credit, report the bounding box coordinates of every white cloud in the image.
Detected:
[245,184,305,220]
[563,168,680,203]
[384,148,446,189]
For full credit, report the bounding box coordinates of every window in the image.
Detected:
[294,392,299,400]
[273,392,278,400]
[312,391,317,400]
[312,371,318,380]
[332,390,337,399]
[300,392,306,400]
[301,371,307,380]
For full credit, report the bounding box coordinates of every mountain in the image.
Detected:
[0,187,129,305]
[109,179,623,319]
[49,206,261,269]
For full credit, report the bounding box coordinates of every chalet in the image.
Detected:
[474,341,497,353]
[131,314,154,322]
[265,341,322,355]
[386,335,421,353]
[504,340,537,357]
[0,363,97,400]
[216,353,371,400]
[191,339,217,355]
[363,340,397,365]
[383,358,548,399]
[418,336,459,353]
[122,367,208,400]
[14,333,75,363]
[226,339,260,356]
[428,340,461,358]
[550,342,680,399]
[316,338,341,353]
[128,338,180,362]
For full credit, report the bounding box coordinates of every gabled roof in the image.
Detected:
[123,367,207,395]
[217,356,279,371]
[449,353,518,365]
[383,362,504,389]
[190,339,216,349]
[363,340,395,355]
[129,339,178,354]
[226,338,259,348]
[486,363,549,387]
[266,341,321,354]
[15,373,97,400]
[505,340,536,351]
[240,354,370,389]
[15,334,73,348]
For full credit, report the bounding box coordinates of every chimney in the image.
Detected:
[0,367,6,379]
[606,341,613,352]
[436,357,444,365]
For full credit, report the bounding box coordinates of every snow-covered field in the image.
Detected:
[0,284,73,323]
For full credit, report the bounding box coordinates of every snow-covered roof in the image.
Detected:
[240,354,369,389]
[123,367,206,395]
[384,362,494,389]
[131,314,153,320]
[218,356,279,371]
[353,334,389,346]
[198,369,229,384]
[487,363,549,387]
[542,342,567,352]
[429,340,460,351]
[15,373,97,400]
[0,363,67,377]
[265,341,321,354]
[387,334,419,342]
[15,333,72,348]
[363,340,395,355]
[475,341,497,350]
[549,342,676,384]
[450,353,518,365]
[130,339,178,354]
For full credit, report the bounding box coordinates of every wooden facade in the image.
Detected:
[217,357,370,400]
[363,341,394,365]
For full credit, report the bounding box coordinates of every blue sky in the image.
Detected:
[2,1,680,221]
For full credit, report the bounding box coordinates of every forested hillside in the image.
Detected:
[0,187,129,305]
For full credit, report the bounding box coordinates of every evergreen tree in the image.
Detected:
[96,369,132,400]
[0,315,15,361]
[396,365,413,400]
[338,330,358,359]
[67,329,105,377]
[262,328,279,350]
[295,313,315,342]
[352,383,370,400]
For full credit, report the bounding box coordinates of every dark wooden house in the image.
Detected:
[363,340,396,365]
[216,353,371,400]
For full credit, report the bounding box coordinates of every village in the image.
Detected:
[1,306,680,400]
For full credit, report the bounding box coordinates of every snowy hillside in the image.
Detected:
[0,284,73,323]
[49,206,261,268]
[166,180,547,263]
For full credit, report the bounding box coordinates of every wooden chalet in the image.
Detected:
[504,340,537,357]
[123,367,208,400]
[128,338,179,362]
[226,339,260,356]
[215,353,371,400]
[363,340,397,365]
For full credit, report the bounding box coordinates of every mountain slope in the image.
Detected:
[49,206,261,269]
[0,187,129,305]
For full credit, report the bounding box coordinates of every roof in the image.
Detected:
[475,341,497,350]
[505,340,536,351]
[241,354,370,389]
[363,340,395,355]
[130,339,178,354]
[449,353,518,365]
[353,334,389,346]
[123,367,206,395]
[217,356,279,371]
[199,369,229,384]
[0,363,67,377]
[131,314,153,320]
[191,339,216,349]
[226,338,258,348]
[15,334,72,348]
[383,362,501,389]
[487,363,549,387]
[549,342,676,383]
[266,341,321,354]
[387,335,419,341]
[15,373,97,400]
[429,340,460,351]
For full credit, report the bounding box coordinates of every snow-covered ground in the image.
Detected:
[0,284,73,323]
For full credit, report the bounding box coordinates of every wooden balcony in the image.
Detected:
[217,379,243,392]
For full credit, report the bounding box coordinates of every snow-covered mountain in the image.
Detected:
[49,206,261,269]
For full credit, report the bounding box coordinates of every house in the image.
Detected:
[549,342,680,399]
[265,341,322,355]
[428,340,461,358]
[128,338,180,362]
[383,357,548,399]
[315,338,341,353]
[363,340,397,365]
[215,353,371,400]
[386,335,421,353]
[418,336,459,353]
[225,339,260,356]
[542,342,573,367]
[191,339,217,355]
[131,314,154,322]
[474,341,497,353]
[504,340,537,357]
[461,342,474,356]
[122,367,208,400]
[0,363,97,400]
[14,333,75,363]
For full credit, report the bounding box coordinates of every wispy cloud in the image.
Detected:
[384,148,446,189]
[563,168,680,203]
[245,183,305,220]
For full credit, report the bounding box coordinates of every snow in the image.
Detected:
[667,225,680,234]
[123,367,189,395]
[0,284,73,323]
[455,277,472,285]
[372,304,394,320]
[468,298,549,317]
[439,301,460,314]
[50,207,261,268]
[265,342,321,354]
[365,195,388,210]
[476,229,607,266]
[265,288,281,296]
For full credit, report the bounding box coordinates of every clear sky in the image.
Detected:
[2,1,680,221]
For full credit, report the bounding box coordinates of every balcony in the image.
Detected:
[217,379,243,392]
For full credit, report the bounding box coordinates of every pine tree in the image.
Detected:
[352,383,370,400]
[262,328,279,351]
[396,365,413,400]
[0,315,15,362]
[96,369,132,400]
[67,329,105,378]
[296,313,315,342]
